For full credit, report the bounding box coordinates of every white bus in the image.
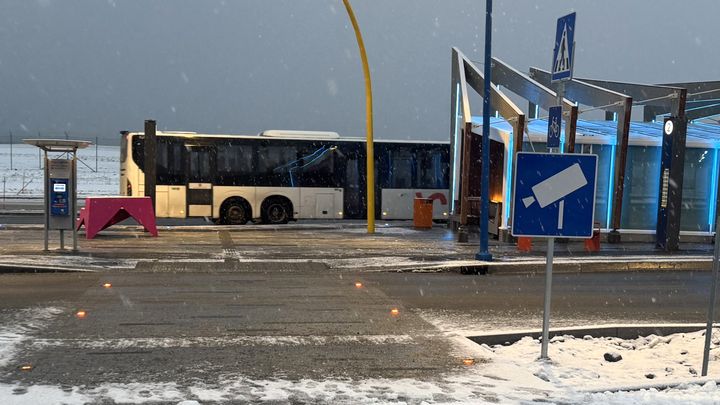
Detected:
[120,130,450,224]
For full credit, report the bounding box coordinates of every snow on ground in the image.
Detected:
[0,143,119,198]
[3,322,720,403]
[0,306,63,368]
[0,254,137,271]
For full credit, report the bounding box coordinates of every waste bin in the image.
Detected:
[413,198,433,229]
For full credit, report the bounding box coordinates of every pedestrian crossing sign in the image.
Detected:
[551,12,576,82]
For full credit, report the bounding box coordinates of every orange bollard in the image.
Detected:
[584,222,601,252]
[517,236,532,252]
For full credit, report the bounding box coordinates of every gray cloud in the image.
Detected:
[0,0,716,143]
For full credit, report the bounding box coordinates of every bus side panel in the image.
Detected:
[167,186,187,218]
[155,186,170,217]
[381,188,450,220]
[299,188,344,219]
[213,187,257,219]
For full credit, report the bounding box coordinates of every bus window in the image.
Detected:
[257,144,298,186]
[417,148,448,189]
[297,144,338,187]
[157,139,186,185]
[188,147,213,183]
[388,148,414,189]
[132,137,144,170]
[216,143,254,185]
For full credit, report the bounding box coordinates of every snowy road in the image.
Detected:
[0,270,718,403]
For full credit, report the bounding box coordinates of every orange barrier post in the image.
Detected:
[584,222,601,252]
[517,236,532,252]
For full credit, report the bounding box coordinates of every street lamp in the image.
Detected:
[342,0,375,234]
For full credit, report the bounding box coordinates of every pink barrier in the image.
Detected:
[76,197,158,239]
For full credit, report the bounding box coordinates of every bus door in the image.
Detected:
[186,144,215,217]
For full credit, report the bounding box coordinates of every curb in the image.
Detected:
[0,263,96,273]
[0,210,43,216]
[443,259,713,275]
[0,223,386,232]
[467,323,707,346]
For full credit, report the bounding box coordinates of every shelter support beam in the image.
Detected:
[143,120,157,211]
[491,58,577,151]
[611,98,633,236]
[450,48,525,238]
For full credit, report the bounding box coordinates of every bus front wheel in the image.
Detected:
[262,198,291,224]
[221,198,250,225]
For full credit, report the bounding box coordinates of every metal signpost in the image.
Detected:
[23,139,90,252]
[702,213,720,376]
[476,0,493,261]
[512,152,598,359]
[551,12,576,153]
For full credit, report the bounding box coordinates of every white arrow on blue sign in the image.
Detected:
[512,152,597,238]
[551,12,576,82]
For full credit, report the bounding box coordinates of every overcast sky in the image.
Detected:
[0,0,717,143]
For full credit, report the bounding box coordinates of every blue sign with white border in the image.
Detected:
[512,152,597,238]
[546,106,562,148]
[551,12,576,82]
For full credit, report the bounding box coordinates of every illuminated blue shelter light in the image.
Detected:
[504,130,513,225]
[461,118,720,233]
[606,145,616,229]
[710,148,719,231]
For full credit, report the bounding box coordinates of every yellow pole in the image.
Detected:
[342,0,374,234]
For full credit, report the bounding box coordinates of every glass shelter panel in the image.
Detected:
[680,148,714,232]
[620,145,662,230]
[578,143,613,228]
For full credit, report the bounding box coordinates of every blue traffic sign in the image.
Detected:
[512,152,597,238]
[546,106,562,148]
[551,12,576,82]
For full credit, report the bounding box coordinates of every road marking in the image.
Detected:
[29,335,415,349]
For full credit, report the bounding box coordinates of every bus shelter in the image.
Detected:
[450,47,720,248]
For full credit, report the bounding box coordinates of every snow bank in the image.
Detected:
[3,328,720,403]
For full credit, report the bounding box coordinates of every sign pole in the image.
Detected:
[541,237,555,358]
[702,210,720,376]
[476,0,493,261]
[43,149,49,252]
[556,82,565,151]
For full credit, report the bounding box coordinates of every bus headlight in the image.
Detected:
[382,211,388,216]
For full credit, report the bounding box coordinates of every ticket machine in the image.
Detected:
[47,159,74,233]
[24,139,90,252]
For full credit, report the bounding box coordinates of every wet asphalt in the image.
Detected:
[0,217,715,388]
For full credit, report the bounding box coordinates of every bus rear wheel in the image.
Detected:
[262,198,291,224]
[221,198,250,225]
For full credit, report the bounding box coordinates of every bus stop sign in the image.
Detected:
[512,152,597,238]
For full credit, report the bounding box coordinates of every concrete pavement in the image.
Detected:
[0,222,714,274]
